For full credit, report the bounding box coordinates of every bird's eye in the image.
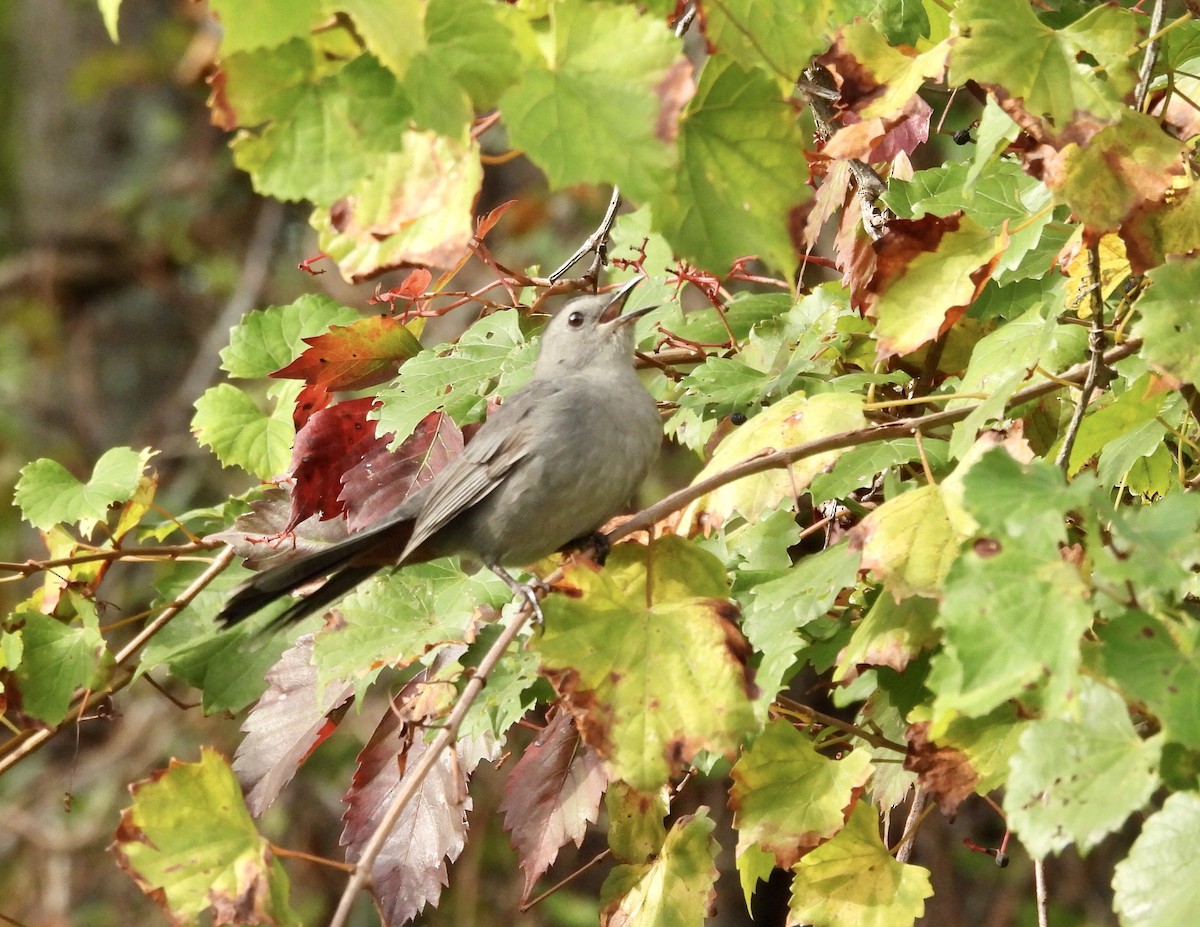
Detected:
[567,311,585,328]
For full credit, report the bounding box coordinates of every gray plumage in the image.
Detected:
[219,279,661,627]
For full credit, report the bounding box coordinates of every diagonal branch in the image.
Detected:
[327,605,536,927]
[1134,0,1167,113]
[0,547,236,775]
[548,187,622,284]
[610,338,1141,544]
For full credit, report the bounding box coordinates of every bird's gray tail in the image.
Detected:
[217,535,382,629]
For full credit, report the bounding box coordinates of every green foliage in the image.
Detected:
[111,749,300,926]
[15,446,154,534]
[7,0,1200,925]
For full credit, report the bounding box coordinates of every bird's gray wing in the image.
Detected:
[397,383,552,560]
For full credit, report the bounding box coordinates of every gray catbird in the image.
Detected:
[218,278,661,627]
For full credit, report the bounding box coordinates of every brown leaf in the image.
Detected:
[234,634,354,817]
[904,722,979,818]
[500,709,607,902]
[654,58,695,144]
[205,488,353,572]
[341,670,496,926]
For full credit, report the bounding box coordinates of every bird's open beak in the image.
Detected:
[600,276,655,326]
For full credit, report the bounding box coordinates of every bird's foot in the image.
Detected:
[560,531,611,566]
[488,563,546,625]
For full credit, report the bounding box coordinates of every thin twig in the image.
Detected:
[114,547,235,665]
[0,541,219,576]
[1034,858,1049,927]
[548,187,622,283]
[894,789,928,863]
[1134,0,1167,113]
[328,604,536,927]
[774,696,907,753]
[520,848,612,911]
[673,2,697,37]
[609,339,1141,544]
[1055,242,1109,472]
[0,548,237,775]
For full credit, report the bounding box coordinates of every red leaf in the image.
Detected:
[500,710,607,902]
[369,268,434,311]
[475,200,517,240]
[293,382,331,430]
[340,411,464,533]
[271,315,422,391]
[285,398,390,529]
[233,634,354,817]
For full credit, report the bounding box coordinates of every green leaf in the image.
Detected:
[810,439,948,503]
[947,305,1059,459]
[333,0,426,78]
[873,0,931,45]
[227,49,414,206]
[208,0,324,54]
[313,561,511,698]
[601,810,719,926]
[852,483,961,599]
[949,0,1138,136]
[373,310,532,444]
[192,382,299,480]
[140,563,301,714]
[499,1,680,202]
[871,216,1002,359]
[15,446,154,533]
[1113,792,1200,927]
[1134,255,1200,386]
[1068,383,1171,485]
[221,295,361,378]
[789,802,933,927]
[882,159,1055,283]
[536,538,756,790]
[1005,679,1162,857]
[112,748,299,926]
[743,543,862,704]
[1050,110,1186,233]
[825,21,948,121]
[730,718,873,866]
[957,449,1088,554]
[1090,610,1200,751]
[928,541,1092,727]
[680,392,866,532]
[9,606,110,726]
[458,623,543,741]
[653,55,809,275]
[423,0,528,109]
[935,705,1026,795]
[834,594,940,681]
[1092,494,1200,613]
[606,781,668,864]
[98,0,122,41]
[703,0,833,84]
[736,841,777,911]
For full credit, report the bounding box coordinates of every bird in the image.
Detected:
[217,277,662,628]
